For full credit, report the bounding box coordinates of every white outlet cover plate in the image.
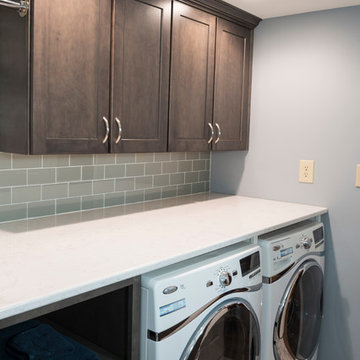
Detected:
[299,160,314,183]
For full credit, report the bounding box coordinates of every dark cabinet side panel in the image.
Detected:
[112,0,171,153]
[31,0,111,154]
[213,18,252,151]
[0,7,29,154]
[168,1,215,152]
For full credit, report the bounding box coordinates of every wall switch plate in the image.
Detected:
[299,160,314,183]
[356,165,360,187]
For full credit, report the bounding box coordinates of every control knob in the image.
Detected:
[301,237,313,250]
[218,271,232,287]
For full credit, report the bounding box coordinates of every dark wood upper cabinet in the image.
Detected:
[168,1,216,152]
[169,2,255,152]
[0,0,260,155]
[0,0,112,155]
[213,18,252,151]
[31,0,112,154]
[112,0,171,153]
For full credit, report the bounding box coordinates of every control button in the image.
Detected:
[301,237,313,250]
[206,281,213,287]
[218,271,232,288]
[273,245,281,251]
[232,270,238,276]
[162,286,178,295]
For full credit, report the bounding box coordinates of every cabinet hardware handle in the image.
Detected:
[208,123,214,144]
[102,117,110,144]
[115,117,122,144]
[0,0,29,17]
[215,123,222,144]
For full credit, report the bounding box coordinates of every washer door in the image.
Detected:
[274,260,324,360]
[181,298,260,360]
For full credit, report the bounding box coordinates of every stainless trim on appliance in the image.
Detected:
[277,268,304,340]
[263,263,294,285]
[273,260,323,360]
[315,239,325,248]
[102,116,110,144]
[0,0,28,17]
[180,298,260,360]
[214,123,221,144]
[115,117,122,144]
[262,251,325,284]
[147,284,262,342]
[249,268,261,279]
[207,122,214,144]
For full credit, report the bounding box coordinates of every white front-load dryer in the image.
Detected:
[140,242,263,360]
[259,221,325,360]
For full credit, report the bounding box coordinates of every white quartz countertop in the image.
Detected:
[0,194,327,321]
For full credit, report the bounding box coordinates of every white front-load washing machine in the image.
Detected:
[140,242,263,360]
[259,221,325,360]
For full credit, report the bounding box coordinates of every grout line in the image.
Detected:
[0,153,211,223]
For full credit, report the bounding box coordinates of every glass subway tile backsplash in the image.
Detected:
[0,152,210,223]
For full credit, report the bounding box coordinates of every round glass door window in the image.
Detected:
[274,260,324,360]
[182,299,260,360]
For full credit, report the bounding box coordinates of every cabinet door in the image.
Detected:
[31,0,111,154]
[168,2,216,152]
[213,18,252,151]
[112,0,171,153]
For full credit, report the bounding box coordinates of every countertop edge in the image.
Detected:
[0,204,327,321]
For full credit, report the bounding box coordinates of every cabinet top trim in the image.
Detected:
[179,0,262,29]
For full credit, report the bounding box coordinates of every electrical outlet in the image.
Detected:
[299,160,314,183]
[356,165,360,187]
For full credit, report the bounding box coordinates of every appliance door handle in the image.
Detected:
[102,116,110,144]
[115,117,122,144]
[278,268,304,339]
[215,123,221,144]
[208,123,214,144]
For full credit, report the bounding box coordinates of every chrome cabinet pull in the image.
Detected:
[215,123,222,144]
[208,123,214,144]
[102,116,110,144]
[115,117,122,144]
[0,0,29,17]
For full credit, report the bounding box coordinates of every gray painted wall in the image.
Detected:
[212,6,360,359]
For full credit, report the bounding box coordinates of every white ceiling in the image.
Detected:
[223,0,360,19]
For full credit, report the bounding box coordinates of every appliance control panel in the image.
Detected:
[141,243,262,330]
[259,221,324,277]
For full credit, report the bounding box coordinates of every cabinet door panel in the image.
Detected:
[113,0,170,153]
[31,0,111,154]
[213,18,251,151]
[169,2,215,152]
